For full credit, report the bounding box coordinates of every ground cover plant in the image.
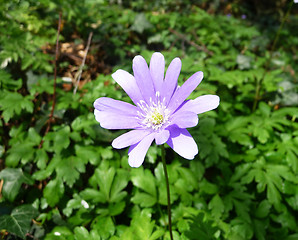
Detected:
[0,0,298,239]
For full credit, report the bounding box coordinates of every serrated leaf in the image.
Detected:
[240,161,294,208]
[92,216,115,239]
[43,126,70,153]
[233,199,251,223]
[108,201,126,216]
[174,178,193,205]
[131,192,157,208]
[109,169,129,203]
[130,212,164,240]
[0,205,38,239]
[199,179,218,195]
[184,213,218,240]
[0,69,22,90]
[208,194,224,219]
[43,177,65,207]
[56,155,86,187]
[230,218,253,240]
[0,91,34,122]
[35,148,48,169]
[75,145,99,165]
[271,208,297,231]
[131,168,157,198]
[80,188,106,203]
[85,165,128,209]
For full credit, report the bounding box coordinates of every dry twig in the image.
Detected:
[73,32,93,94]
[39,12,62,148]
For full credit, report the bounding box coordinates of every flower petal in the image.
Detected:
[133,55,155,103]
[112,69,143,105]
[150,52,165,93]
[178,95,220,114]
[162,57,181,105]
[94,97,138,115]
[168,71,203,113]
[166,126,198,159]
[171,111,198,128]
[155,129,170,145]
[94,109,140,130]
[112,129,151,149]
[128,133,155,167]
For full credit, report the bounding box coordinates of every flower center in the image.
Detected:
[137,92,170,131]
[151,109,164,125]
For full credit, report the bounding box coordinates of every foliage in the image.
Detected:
[0,0,297,239]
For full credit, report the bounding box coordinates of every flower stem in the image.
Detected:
[161,145,173,240]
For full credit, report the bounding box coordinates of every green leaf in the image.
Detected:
[224,116,252,146]
[35,148,48,169]
[271,207,297,231]
[230,218,253,240]
[82,165,128,215]
[27,71,54,95]
[131,168,157,197]
[6,142,35,167]
[109,169,129,203]
[131,168,157,207]
[6,128,41,167]
[241,160,296,208]
[0,69,22,90]
[130,212,164,240]
[154,162,177,205]
[0,91,34,122]
[43,125,71,153]
[108,201,126,216]
[74,226,90,240]
[44,226,74,240]
[75,145,99,165]
[253,219,268,240]
[255,200,271,218]
[0,168,33,201]
[43,177,65,207]
[184,213,218,240]
[56,155,86,187]
[253,127,269,144]
[208,194,224,219]
[199,179,218,195]
[80,188,106,203]
[0,205,38,239]
[131,192,157,208]
[92,216,115,239]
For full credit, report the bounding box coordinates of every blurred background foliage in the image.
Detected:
[0,0,298,239]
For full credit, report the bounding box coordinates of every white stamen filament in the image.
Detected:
[137,91,170,131]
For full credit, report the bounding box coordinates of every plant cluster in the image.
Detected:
[0,1,297,239]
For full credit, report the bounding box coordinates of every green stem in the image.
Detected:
[252,77,261,112]
[161,145,173,240]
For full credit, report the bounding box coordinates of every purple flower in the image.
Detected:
[94,52,219,167]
